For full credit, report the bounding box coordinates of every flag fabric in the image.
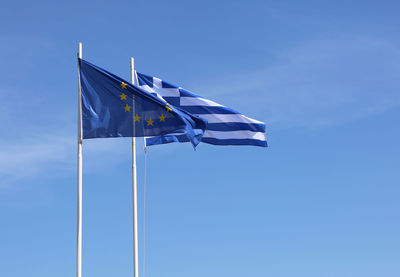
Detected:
[137,73,267,147]
[79,59,207,147]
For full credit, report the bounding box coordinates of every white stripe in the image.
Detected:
[147,129,265,141]
[140,85,155,93]
[141,86,180,97]
[160,88,180,97]
[197,113,264,124]
[142,79,180,98]
[151,79,180,97]
[180,96,223,107]
[146,129,203,138]
[138,85,167,102]
[203,130,266,140]
[154,93,167,102]
[153,77,163,89]
[146,132,181,138]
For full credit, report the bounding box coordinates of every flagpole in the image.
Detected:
[76,42,83,277]
[130,57,139,277]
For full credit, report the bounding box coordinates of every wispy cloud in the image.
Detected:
[0,135,73,188]
[196,36,400,128]
[0,85,134,189]
[0,130,138,190]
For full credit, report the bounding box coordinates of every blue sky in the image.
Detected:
[1,0,399,276]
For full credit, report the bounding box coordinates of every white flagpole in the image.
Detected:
[130,57,139,277]
[76,42,83,277]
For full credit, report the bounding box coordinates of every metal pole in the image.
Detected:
[135,70,147,277]
[130,57,139,277]
[76,42,83,277]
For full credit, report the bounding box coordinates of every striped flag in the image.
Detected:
[137,73,267,147]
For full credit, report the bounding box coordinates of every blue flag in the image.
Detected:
[137,73,267,147]
[79,59,206,147]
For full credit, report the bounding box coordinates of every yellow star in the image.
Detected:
[165,104,172,112]
[134,114,141,122]
[120,93,127,100]
[159,114,166,122]
[121,82,127,89]
[147,117,154,126]
[124,104,131,112]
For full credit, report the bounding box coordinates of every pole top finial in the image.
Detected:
[78,43,83,59]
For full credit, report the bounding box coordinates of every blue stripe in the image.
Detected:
[202,137,268,147]
[179,88,201,98]
[146,133,267,147]
[162,96,180,106]
[147,134,189,145]
[137,73,153,87]
[206,122,265,132]
[162,80,178,89]
[182,106,239,115]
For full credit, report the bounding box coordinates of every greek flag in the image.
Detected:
[137,73,267,147]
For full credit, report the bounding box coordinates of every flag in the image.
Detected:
[137,73,267,147]
[79,59,207,147]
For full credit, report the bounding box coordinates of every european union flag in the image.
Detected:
[79,59,206,147]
